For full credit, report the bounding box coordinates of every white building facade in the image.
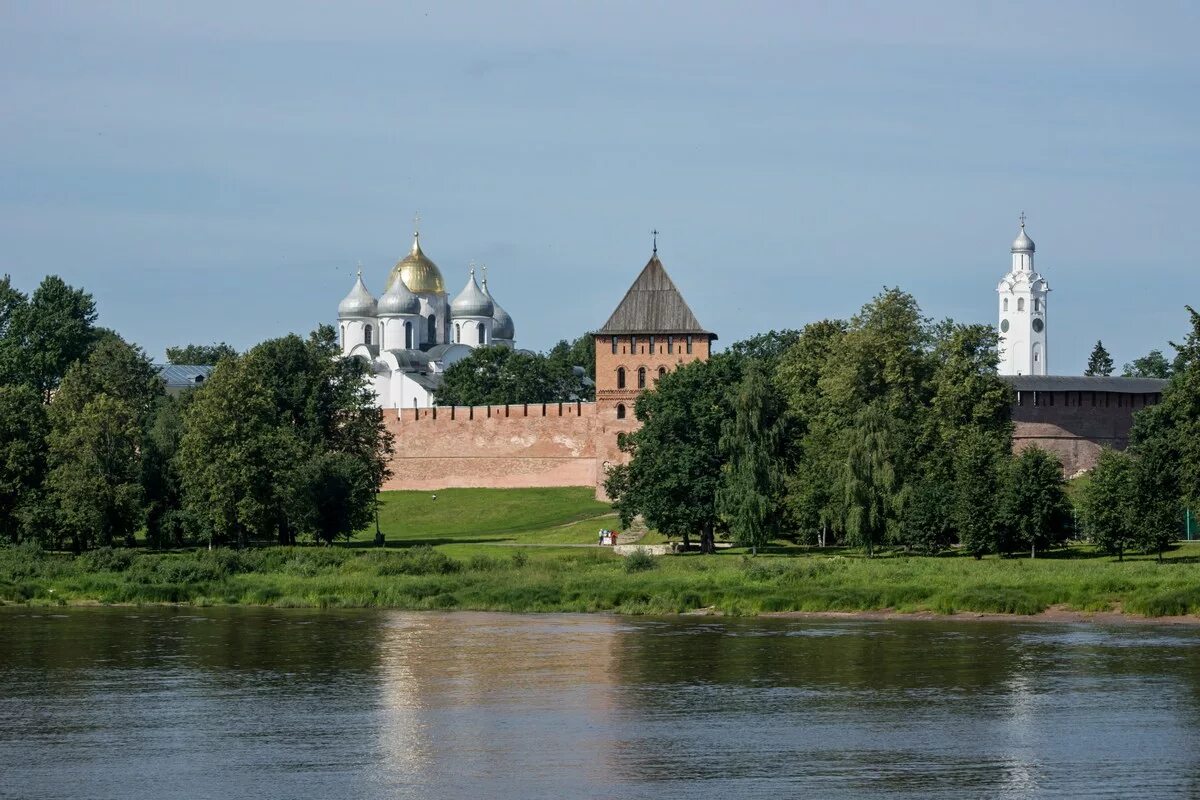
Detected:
[996,217,1049,376]
[337,229,518,408]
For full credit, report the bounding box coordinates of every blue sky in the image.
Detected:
[2,1,1197,371]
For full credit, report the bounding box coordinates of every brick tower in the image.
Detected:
[593,246,716,419]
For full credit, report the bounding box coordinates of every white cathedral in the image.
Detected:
[996,215,1049,376]
[337,227,518,409]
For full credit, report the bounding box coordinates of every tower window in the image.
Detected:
[1017,298,1025,312]
[364,324,373,346]
[405,321,412,349]
[630,335,637,351]
[428,315,437,344]
[649,335,655,353]
[668,336,674,354]
[455,323,461,343]
[611,336,618,354]
[686,335,693,354]
[477,324,485,345]
[617,367,626,389]
[658,366,666,379]
[637,367,646,389]
[1003,298,1009,312]
[1033,298,1040,312]
[616,403,626,420]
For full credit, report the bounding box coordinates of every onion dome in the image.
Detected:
[388,231,446,294]
[337,270,377,318]
[1011,221,1035,253]
[482,272,514,340]
[450,268,493,318]
[378,272,421,316]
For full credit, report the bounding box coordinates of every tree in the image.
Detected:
[546,335,596,383]
[1001,447,1070,558]
[46,394,144,551]
[177,357,299,548]
[728,329,803,372]
[292,452,377,544]
[437,346,589,406]
[951,431,1007,558]
[166,342,238,365]
[1123,349,1173,379]
[717,361,789,554]
[840,404,900,557]
[1085,340,1114,376]
[606,356,740,553]
[0,384,49,543]
[0,276,97,399]
[142,395,190,548]
[51,335,164,423]
[1080,448,1138,561]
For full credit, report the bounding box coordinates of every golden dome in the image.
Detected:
[388,233,446,294]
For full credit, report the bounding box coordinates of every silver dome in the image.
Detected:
[1011,225,1035,253]
[482,276,514,340]
[450,269,494,318]
[378,272,421,316]
[338,272,377,318]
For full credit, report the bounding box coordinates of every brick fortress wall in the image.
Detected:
[1010,388,1162,476]
[381,402,637,495]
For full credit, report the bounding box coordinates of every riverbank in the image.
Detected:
[6,543,1200,621]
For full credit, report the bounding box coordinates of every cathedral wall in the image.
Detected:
[381,403,637,495]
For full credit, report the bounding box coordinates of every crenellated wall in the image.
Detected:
[381,402,638,496]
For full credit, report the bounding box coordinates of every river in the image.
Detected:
[2,608,1199,799]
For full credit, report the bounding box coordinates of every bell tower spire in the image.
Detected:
[997,214,1050,376]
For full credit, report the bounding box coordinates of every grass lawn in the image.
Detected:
[9,487,1200,619]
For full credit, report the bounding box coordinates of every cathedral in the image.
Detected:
[337,226,518,409]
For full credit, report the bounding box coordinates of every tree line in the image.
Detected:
[606,289,1197,557]
[0,275,391,552]
[434,335,595,406]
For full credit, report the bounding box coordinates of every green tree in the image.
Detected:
[717,361,789,554]
[177,357,300,548]
[1122,349,1173,379]
[1080,448,1138,561]
[46,394,144,551]
[0,276,98,399]
[1001,447,1070,558]
[606,356,740,553]
[51,335,164,423]
[1085,340,1115,376]
[951,430,1007,558]
[546,334,596,383]
[840,404,900,557]
[437,346,589,406]
[292,452,378,544]
[142,395,190,548]
[166,342,238,365]
[0,384,49,543]
[728,329,803,372]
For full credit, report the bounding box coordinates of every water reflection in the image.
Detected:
[3,609,1200,799]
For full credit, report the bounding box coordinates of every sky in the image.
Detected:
[2,1,1198,371]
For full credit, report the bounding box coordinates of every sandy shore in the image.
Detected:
[756,604,1200,626]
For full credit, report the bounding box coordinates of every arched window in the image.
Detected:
[340,324,345,347]
[404,321,412,349]
[611,336,618,354]
[364,324,373,346]
[1003,298,1009,312]
[616,404,626,419]
[1033,298,1040,312]
[637,367,646,389]
[477,324,485,345]
[658,366,667,379]
[667,336,674,354]
[1017,298,1025,312]
[617,367,626,389]
[686,335,693,354]
[427,315,437,344]
[455,323,461,343]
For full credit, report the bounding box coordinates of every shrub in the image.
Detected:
[510,550,529,568]
[624,548,657,573]
[79,547,136,573]
[376,545,461,576]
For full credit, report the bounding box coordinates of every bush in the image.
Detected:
[376,545,461,576]
[510,550,529,568]
[79,547,136,573]
[624,548,657,573]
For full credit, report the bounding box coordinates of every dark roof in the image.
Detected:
[1000,375,1168,393]
[156,364,213,388]
[597,254,715,338]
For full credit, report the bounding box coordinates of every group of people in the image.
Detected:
[597,529,619,546]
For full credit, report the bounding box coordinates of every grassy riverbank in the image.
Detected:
[5,487,1200,618]
[7,542,1200,618]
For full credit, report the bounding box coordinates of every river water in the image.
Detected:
[2,608,1200,799]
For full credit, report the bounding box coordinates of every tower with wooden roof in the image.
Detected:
[593,245,716,419]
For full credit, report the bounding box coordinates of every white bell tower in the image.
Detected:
[997,214,1049,376]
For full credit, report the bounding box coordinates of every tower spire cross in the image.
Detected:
[1019,211,1026,228]
[651,229,659,255]
[413,212,421,237]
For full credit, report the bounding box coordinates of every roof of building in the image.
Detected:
[378,272,421,316]
[157,364,214,388]
[482,276,514,340]
[450,269,494,318]
[1000,375,1168,393]
[1011,223,1035,253]
[408,373,442,392]
[338,272,377,318]
[596,253,715,337]
[388,232,446,295]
